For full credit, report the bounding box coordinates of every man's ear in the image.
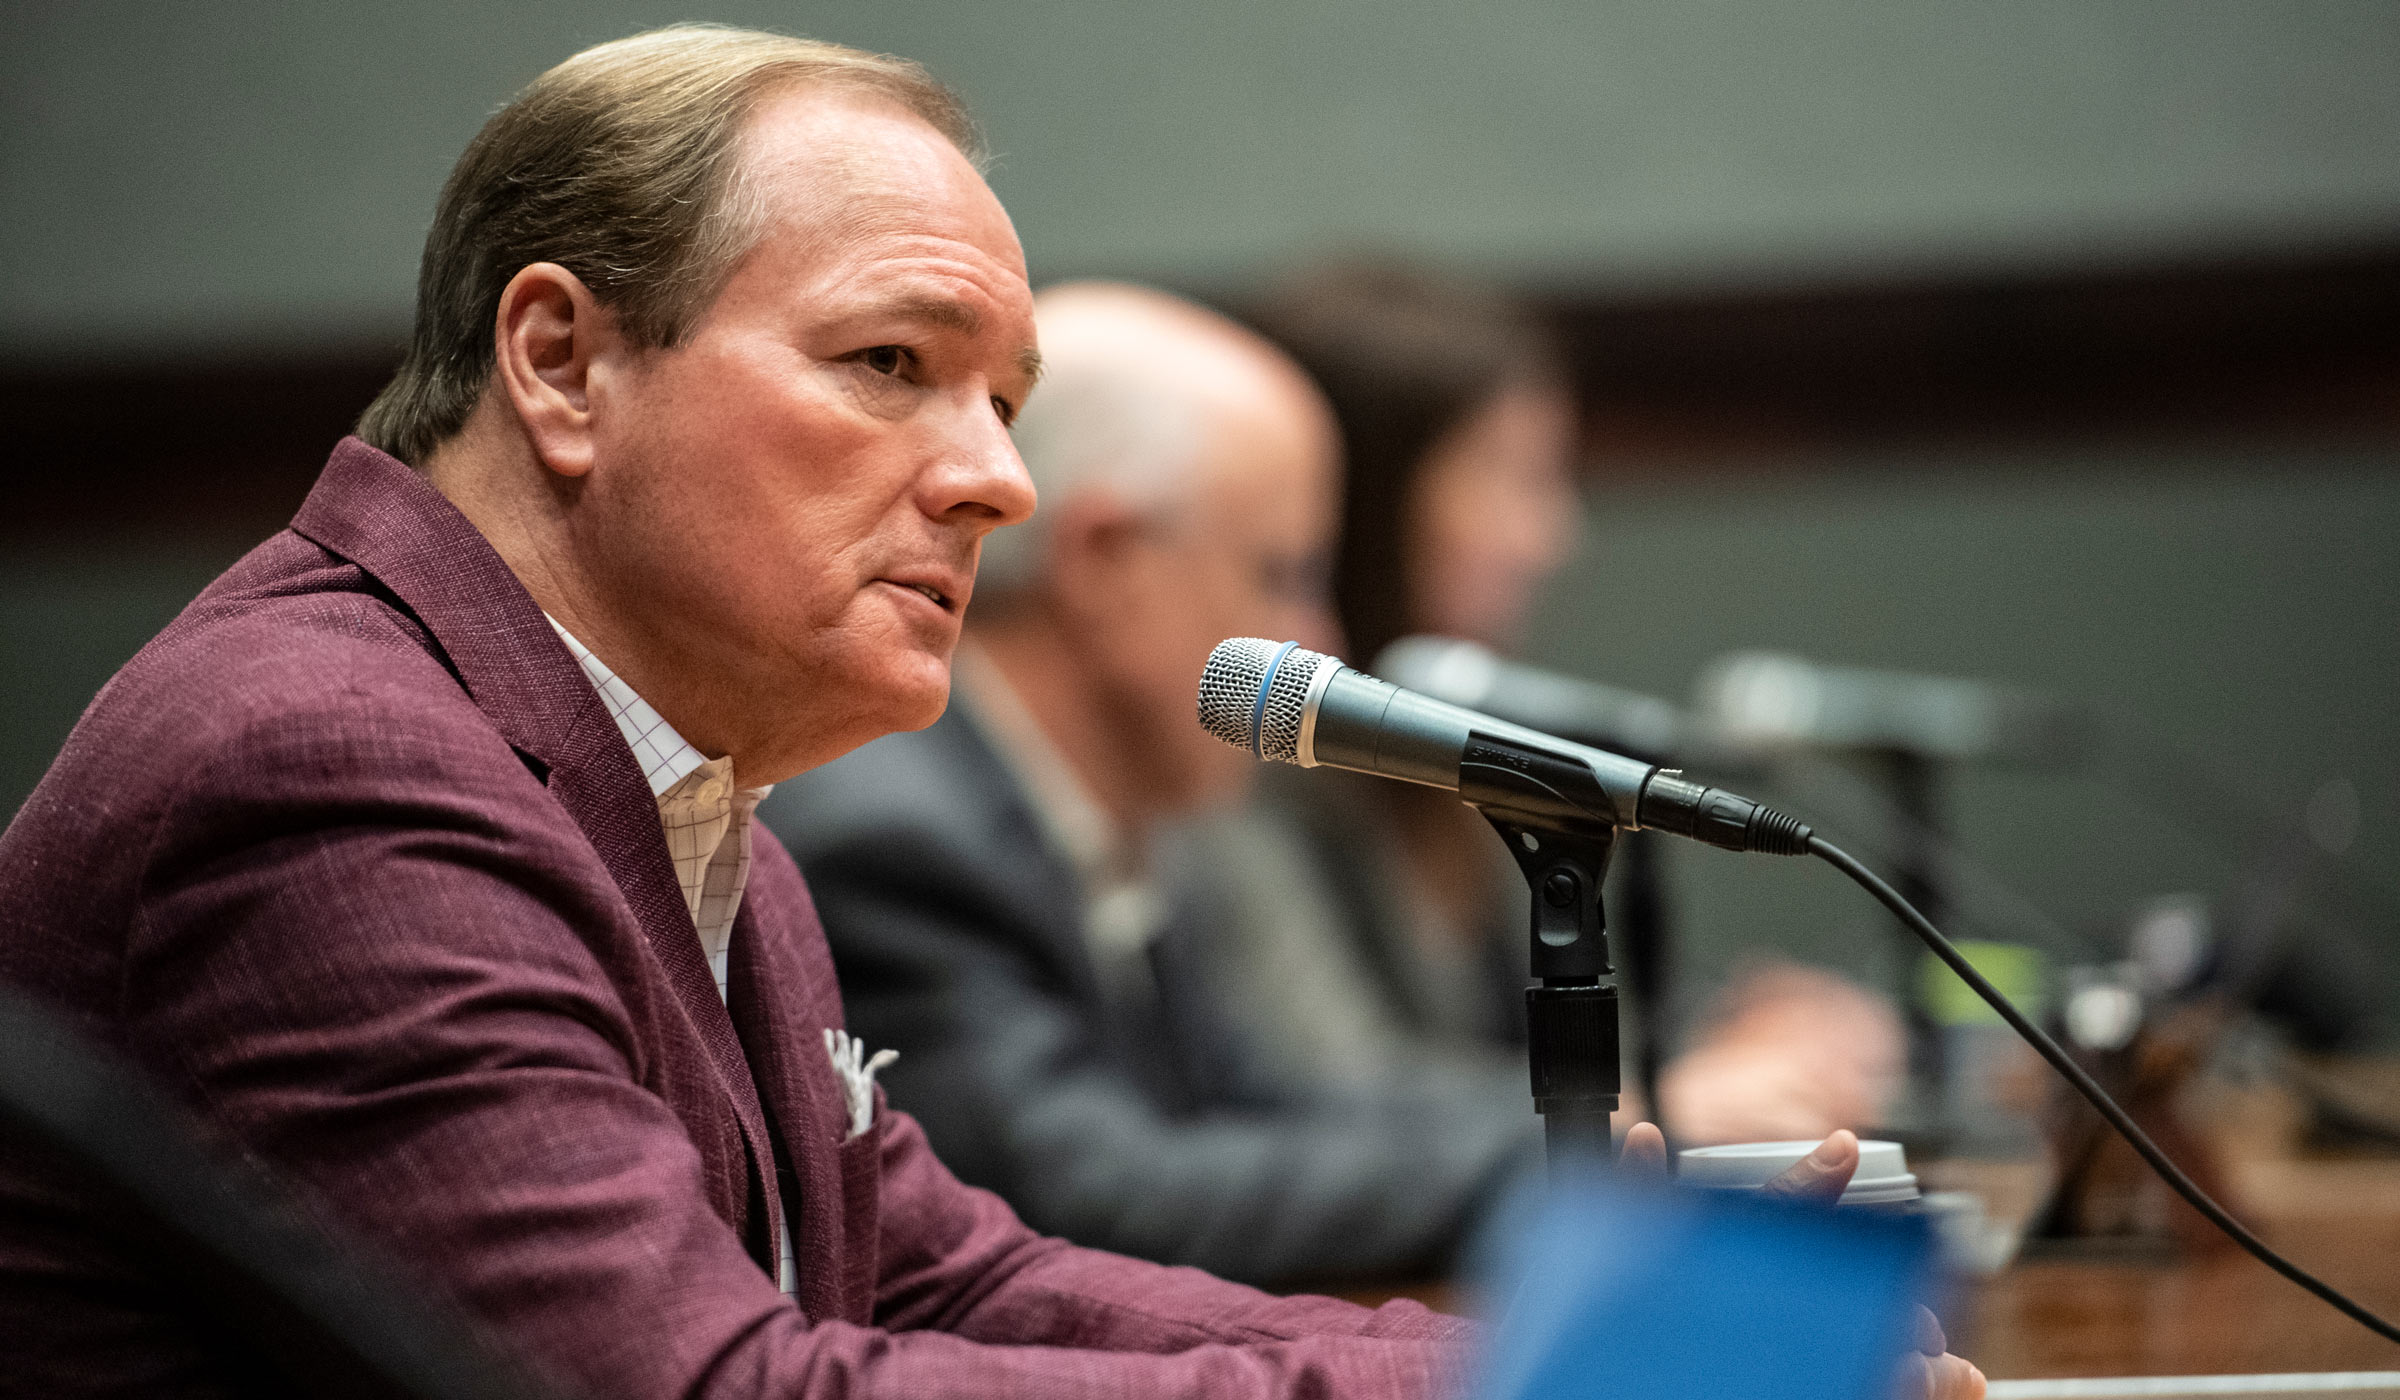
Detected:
[491,262,619,479]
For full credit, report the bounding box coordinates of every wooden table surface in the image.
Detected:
[1341,1144,2400,1380]
[1962,1153,2400,1378]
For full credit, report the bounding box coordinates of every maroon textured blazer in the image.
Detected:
[0,439,1471,1398]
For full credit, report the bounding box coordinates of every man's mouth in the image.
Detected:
[885,578,954,613]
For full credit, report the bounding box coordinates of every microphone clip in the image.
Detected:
[1472,747,1624,1168]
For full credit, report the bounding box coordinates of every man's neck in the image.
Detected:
[422,407,748,782]
[968,613,1157,853]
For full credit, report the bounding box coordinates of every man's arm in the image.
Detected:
[122,677,1469,1398]
[868,1100,1475,1348]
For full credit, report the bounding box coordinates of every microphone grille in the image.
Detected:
[1197,637,1337,764]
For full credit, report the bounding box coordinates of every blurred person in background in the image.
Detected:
[1201,262,1905,1144]
[764,282,1546,1289]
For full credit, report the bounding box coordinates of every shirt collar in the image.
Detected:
[544,616,717,800]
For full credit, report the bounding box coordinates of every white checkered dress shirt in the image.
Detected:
[545,619,798,1294]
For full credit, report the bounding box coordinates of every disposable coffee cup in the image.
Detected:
[1675,1139,1921,1209]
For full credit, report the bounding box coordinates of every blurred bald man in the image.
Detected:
[764,282,1542,1288]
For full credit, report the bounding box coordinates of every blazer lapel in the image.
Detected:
[288,438,783,1265]
[724,894,845,1318]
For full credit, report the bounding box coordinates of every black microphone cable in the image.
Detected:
[1199,636,2399,1342]
[1805,832,2400,1348]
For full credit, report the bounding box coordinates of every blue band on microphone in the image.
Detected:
[1249,640,1299,758]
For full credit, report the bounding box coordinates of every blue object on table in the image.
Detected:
[1478,1174,1938,1400]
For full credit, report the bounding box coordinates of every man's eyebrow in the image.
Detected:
[865,292,982,336]
[855,292,1040,385]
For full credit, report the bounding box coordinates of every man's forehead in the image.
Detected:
[740,86,994,237]
[731,88,1036,375]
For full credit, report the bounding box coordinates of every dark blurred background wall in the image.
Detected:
[6,1,2397,1027]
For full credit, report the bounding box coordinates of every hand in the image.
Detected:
[1616,1125,1984,1399]
[1615,1122,1861,1196]
[1619,1120,1670,1179]
[1760,1128,1859,1203]
[1895,1305,1986,1400]
[1659,963,1906,1147]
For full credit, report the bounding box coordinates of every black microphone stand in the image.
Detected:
[1459,738,1625,1173]
[1484,813,1620,1171]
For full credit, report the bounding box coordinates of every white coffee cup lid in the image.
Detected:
[1676,1139,1918,1206]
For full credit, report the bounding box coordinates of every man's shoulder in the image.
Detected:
[0,526,567,1002]
[757,704,1091,944]
[180,526,441,660]
[51,529,513,804]
[763,705,1020,859]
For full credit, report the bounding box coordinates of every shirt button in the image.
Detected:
[694,777,726,805]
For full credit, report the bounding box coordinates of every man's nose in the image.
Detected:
[926,403,1037,531]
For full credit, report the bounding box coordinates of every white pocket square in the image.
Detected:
[823,1028,899,1141]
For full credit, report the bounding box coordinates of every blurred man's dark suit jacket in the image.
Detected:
[0,439,1468,1398]
[764,698,1540,1289]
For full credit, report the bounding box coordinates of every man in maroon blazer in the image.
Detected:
[0,21,1980,1400]
[0,24,1486,1399]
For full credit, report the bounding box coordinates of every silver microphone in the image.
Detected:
[1198,638,1811,855]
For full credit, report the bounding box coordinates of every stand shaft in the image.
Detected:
[1478,811,1625,1172]
[1543,1107,1614,1174]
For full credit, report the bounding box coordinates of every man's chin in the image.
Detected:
[871,657,954,735]
[762,653,952,780]
[886,691,950,734]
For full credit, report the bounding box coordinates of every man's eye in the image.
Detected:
[859,345,910,376]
